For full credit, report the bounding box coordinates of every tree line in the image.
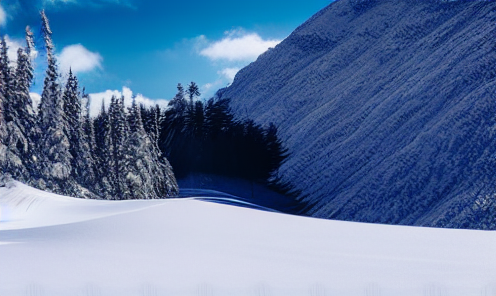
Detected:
[158,83,288,183]
[0,11,178,199]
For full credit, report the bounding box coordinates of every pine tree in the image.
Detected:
[81,89,97,189]
[97,101,116,199]
[62,73,96,197]
[204,98,233,138]
[62,69,80,140]
[107,95,131,199]
[62,69,81,176]
[0,37,14,123]
[141,104,161,154]
[185,82,200,132]
[160,83,188,156]
[22,26,41,180]
[186,82,199,107]
[36,10,72,192]
[127,97,178,199]
[0,36,30,181]
[14,27,37,154]
[0,67,7,173]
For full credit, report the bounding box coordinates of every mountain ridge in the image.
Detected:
[219,0,496,229]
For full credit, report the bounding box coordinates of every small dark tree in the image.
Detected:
[186,82,200,107]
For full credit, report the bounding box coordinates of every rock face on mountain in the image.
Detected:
[219,0,496,229]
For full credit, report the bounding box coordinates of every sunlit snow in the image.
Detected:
[1,181,495,296]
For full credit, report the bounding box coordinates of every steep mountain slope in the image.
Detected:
[218,0,496,229]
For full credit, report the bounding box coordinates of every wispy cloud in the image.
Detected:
[218,67,240,82]
[42,0,134,8]
[195,29,281,98]
[58,44,103,75]
[88,87,169,117]
[199,29,281,62]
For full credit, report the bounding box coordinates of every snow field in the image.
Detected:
[1,181,496,296]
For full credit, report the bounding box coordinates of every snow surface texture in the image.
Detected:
[1,180,496,296]
[218,0,496,229]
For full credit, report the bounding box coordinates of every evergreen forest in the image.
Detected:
[0,11,289,200]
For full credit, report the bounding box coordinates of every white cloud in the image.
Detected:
[201,82,220,97]
[2,36,38,66]
[199,30,281,62]
[4,36,23,66]
[58,44,103,74]
[0,5,6,27]
[30,93,41,112]
[88,87,169,117]
[218,67,240,82]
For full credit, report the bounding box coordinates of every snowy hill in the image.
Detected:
[1,180,495,296]
[218,0,496,229]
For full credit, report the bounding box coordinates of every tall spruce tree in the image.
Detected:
[100,101,117,199]
[0,36,30,181]
[93,101,112,197]
[141,104,162,154]
[127,98,178,199]
[14,27,37,158]
[79,89,97,192]
[36,10,72,192]
[160,84,189,177]
[186,82,200,108]
[62,71,96,197]
[22,26,41,180]
[0,64,7,173]
[62,69,81,174]
[108,95,131,199]
[0,37,14,123]
[185,82,200,132]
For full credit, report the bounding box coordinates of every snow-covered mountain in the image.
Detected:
[219,0,496,229]
[1,180,495,296]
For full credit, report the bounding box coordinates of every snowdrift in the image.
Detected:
[1,181,495,296]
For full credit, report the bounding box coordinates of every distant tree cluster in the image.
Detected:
[0,11,178,199]
[159,83,289,183]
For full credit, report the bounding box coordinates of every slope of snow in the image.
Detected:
[0,181,167,230]
[1,181,496,296]
[218,0,496,229]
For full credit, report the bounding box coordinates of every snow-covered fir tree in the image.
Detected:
[0,37,14,122]
[140,104,161,154]
[92,101,113,197]
[12,27,38,180]
[36,10,73,192]
[96,101,116,199]
[108,95,131,199]
[0,66,7,170]
[127,98,178,199]
[0,36,30,181]
[61,71,96,198]
[79,90,98,192]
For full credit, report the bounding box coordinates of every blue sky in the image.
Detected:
[0,0,331,114]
